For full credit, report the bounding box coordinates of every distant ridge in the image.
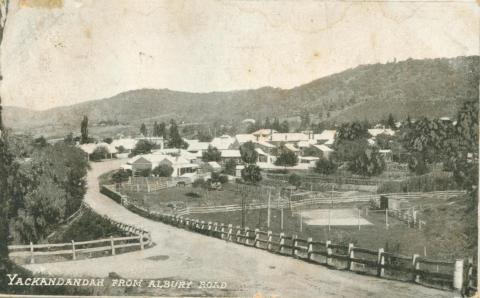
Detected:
[4,55,478,136]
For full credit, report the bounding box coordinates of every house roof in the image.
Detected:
[252,129,277,136]
[221,150,241,158]
[298,140,315,148]
[270,133,309,142]
[313,144,334,152]
[185,139,210,151]
[235,134,256,144]
[207,161,221,170]
[284,143,300,152]
[210,135,236,150]
[314,130,336,141]
[368,128,395,137]
[256,140,276,148]
[111,138,138,150]
[255,148,268,156]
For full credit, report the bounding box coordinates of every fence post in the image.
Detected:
[326,240,332,265]
[279,233,285,254]
[466,257,474,295]
[30,242,34,264]
[139,234,144,250]
[244,227,250,245]
[453,259,464,293]
[377,248,385,277]
[207,221,212,236]
[111,236,116,255]
[267,231,273,251]
[292,235,298,257]
[220,223,225,240]
[72,240,76,260]
[307,237,313,261]
[348,243,355,271]
[235,226,241,243]
[254,229,260,248]
[412,254,420,283]
[227,224,233,242]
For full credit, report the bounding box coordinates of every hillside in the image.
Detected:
[3,56,478,137]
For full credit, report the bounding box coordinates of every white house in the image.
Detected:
[210,135,236,150]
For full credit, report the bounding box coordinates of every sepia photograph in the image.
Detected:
[0,0,478,297]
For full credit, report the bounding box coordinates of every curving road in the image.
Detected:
[25,159,451,298]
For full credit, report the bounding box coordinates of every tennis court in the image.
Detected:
[299,208,373,226]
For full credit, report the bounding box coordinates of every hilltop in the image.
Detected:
[3,55,478,137]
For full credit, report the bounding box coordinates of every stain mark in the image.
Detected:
[84,27,91,39]
[146,255,170,261]
[19,0,63,9]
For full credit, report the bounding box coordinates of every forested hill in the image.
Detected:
[4,55,478,135]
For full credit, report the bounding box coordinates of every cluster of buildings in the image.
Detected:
[78,126,397,179]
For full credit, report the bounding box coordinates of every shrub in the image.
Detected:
[288,173,302,187]
[241,165,262,184]
[90,146,109,161]
[152,164,174,177]
[314,158,338,175]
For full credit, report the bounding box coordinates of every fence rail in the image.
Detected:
[108,190,476,295]
[8,203,152,264]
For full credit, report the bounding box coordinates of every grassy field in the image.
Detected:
[122,182,476,262]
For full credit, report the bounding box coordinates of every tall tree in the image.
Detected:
[387,113,396,130]
[240,141,258,164]
[279,120,289,133]
[168,119,187,148]
[140,123,147,136]
[80,115,89,144]
[0,1,11,287]
[202,145,221,162]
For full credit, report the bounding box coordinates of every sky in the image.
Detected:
[1,0,478,110]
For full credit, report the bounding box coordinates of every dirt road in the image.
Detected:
[25,160,452,297]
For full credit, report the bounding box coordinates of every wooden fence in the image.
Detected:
[8,203,152,264]
[111,193,477,295]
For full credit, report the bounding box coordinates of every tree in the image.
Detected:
[168,119,187,148]
[80,115,89,144]
[240,141,258,164]
[279,120,289,133]
[102,137,113,144]
[33,136,47,148]
[202,145,221,162]
[90,146,109,161]
[272,117,281,132]
[223,159,237,176]
[387,113,396,130]
[131,140,154,156]
[288,173,301,188]
[152,164,174,177]
[275,149,298,167]
[375,133,396,150]
[140,123,147,136]
[264,117,271,129]
[334,121,369,144]
[111,169,130,189]
[63,133,75,146]
[314,158,338,175]
[241,165,262,184]
[349,146,386,176]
